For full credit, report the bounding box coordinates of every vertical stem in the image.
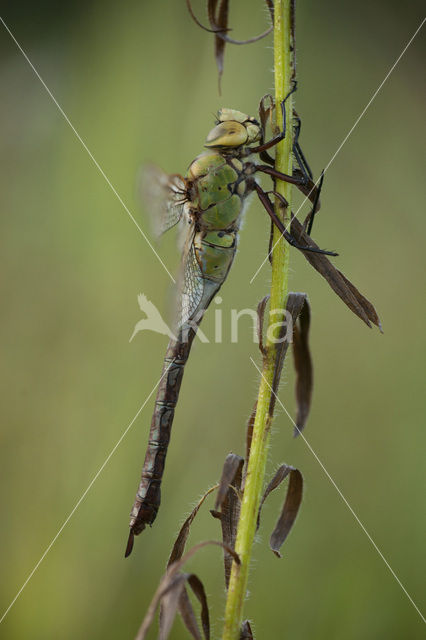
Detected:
[222,2,294,638]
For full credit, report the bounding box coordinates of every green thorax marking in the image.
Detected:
[187,151,246,232]
[186,149,253,282]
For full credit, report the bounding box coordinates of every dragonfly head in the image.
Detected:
[204,109,261,149]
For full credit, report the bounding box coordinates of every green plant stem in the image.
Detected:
[221,2,294,638]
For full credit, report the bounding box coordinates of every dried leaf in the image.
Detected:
[187,1,274,91]
[207,0,229,95]
[259,94,274,134]
[293,169,320,208]
[212,454,244,587]
[292,297,312,435]
[256,295,270,358]
[255,464,303,557]
[212,0,228,93]
[137,541,239,640]
[244,402,257,473]
[337,269,383,332]
[270,467,303,558]
[168,485,218,566]
[269,292,307,418]
[159,574,188,640]
[170,539,241,574]
[186,0,223,33]
[159,572,210,640]
[178,587,202,640]
[215,453,244,511]
[187,574,210,639]
[136,572,186,640]
[290,214,382,330]
[240,620,254,639]
[257,465,292,531]
[209,0,274,44]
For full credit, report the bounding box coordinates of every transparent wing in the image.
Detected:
[177,228,205,328]
[140,164,187,237]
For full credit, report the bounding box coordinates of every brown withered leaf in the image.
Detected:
[137,541,239,640]
[270,467,303,558]
[214,453,244,512]
[187,574,210,639]
[240,620,254,639]
[256,464,303,558]
[269,292,307,418]
[257,465,292,531]
[290,214,382,330]
[187,1,274,92]
[292,296,312,436]
[136,572,187,640]
[186,0,223,33]
[208,0,274,44]
[259,94,274,134]
[178,587,202,640]
[256,295,270,358]
[168,485,218,566]
[211,0,228,93]
[159,574,188,640]
[293,169,321,209]
[244,402,257,475]
[211,453,244,587]
[169,540,239,576]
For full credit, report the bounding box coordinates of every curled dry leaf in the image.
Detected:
[256,295,270,358]
[269,292,307,418]
[137,541,239,640]
[168,485,218,567]
[187,574,210,639]
[208,0,274,45]
[135,572,188,640]
[240,619,254,639]
[212,0,228,92]
[290,214,382,330]
[178,586,202,640]
[292,296,313,435]
[244,402,257,476]
[211,453,244,587]
[270,467,303,558]
[159,574,189,640]
[164,575,210,640]
[256,464,303,558]
[165,488,217,640]
[293,169,321,209]
[186,0,274,92]
[257,465,291,531]
[214,453,244,512]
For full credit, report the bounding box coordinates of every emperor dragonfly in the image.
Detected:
[126,97,333,556]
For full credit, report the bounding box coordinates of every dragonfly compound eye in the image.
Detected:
[204,121,248,148]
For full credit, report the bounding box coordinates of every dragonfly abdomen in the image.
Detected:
[128,331,196,546]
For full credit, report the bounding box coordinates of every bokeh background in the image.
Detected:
[0,1,425,638]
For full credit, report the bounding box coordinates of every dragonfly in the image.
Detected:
[125,92,335,557]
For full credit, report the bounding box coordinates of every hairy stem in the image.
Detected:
[221,2,294,638]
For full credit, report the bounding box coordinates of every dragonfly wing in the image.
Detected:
[140,165,187,237]
[177,228,205,328]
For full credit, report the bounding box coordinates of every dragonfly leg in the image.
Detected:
[305,170,325,236]
[257,110,315,183]
[255,164,306,187]
[292,111,314,180]
[267,218,274,265]
[254,183,338,256]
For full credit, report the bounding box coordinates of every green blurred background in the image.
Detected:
[0,1,425,638]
